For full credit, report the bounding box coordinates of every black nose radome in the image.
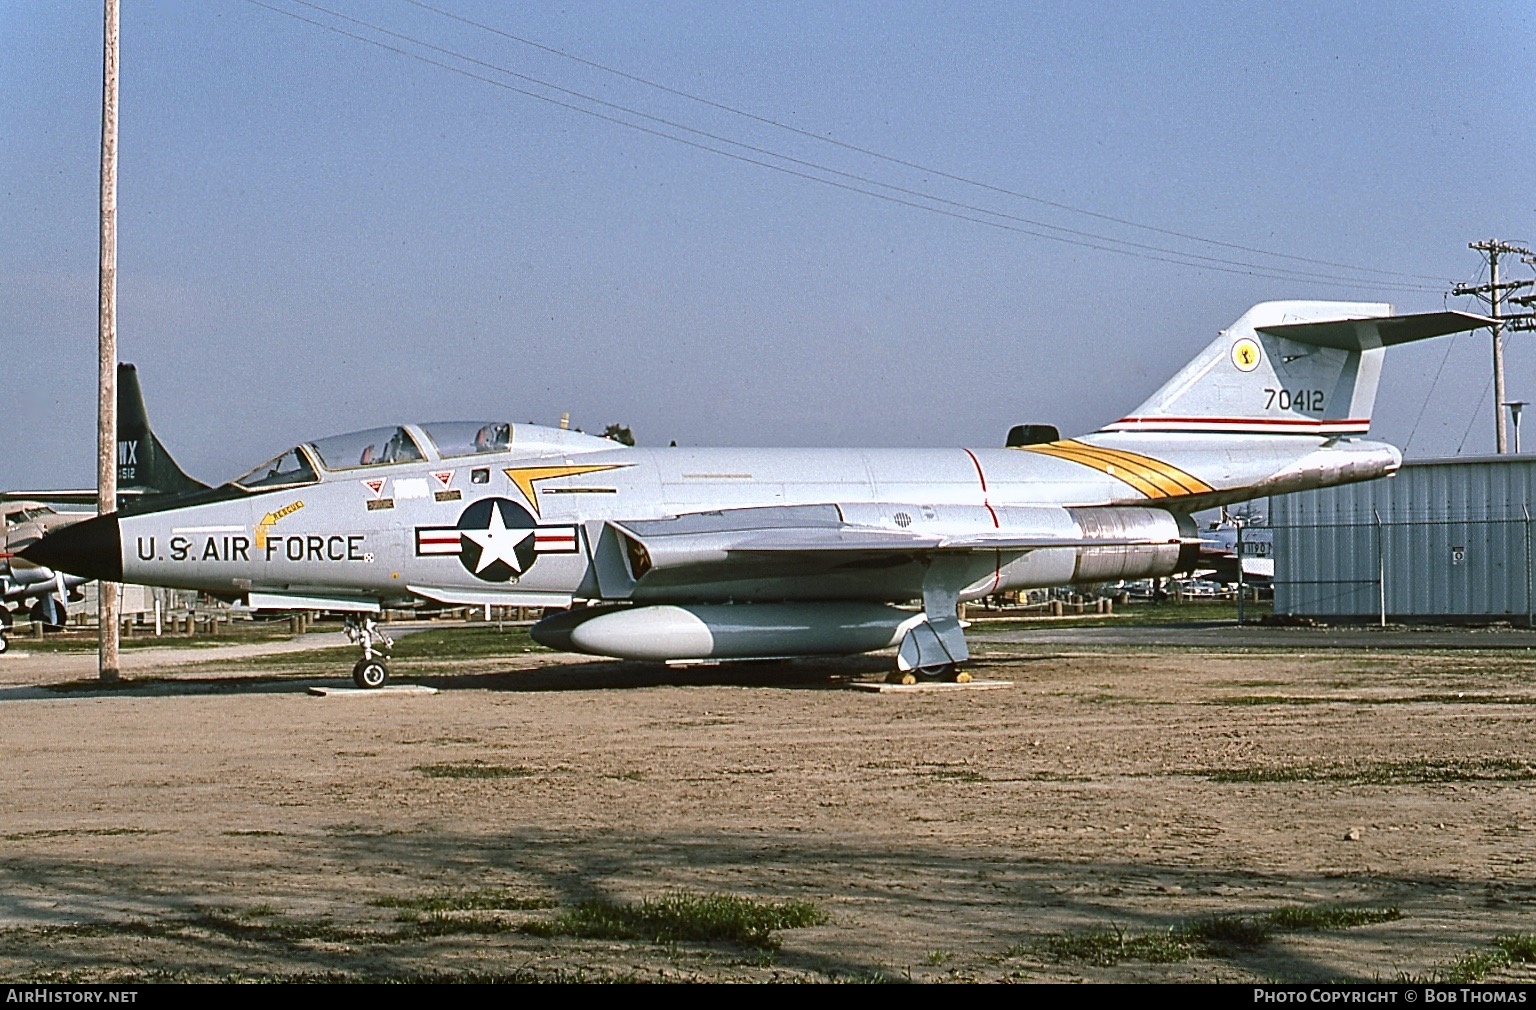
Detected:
[19,514,123,583]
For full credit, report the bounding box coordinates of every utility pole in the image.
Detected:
[1508,255,1536,333]
[1453,240,1534,454]
[98,0,119,683]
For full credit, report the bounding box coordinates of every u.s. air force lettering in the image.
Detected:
[136,532,371,563]
[414,497,578,582]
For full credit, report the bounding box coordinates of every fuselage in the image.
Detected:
[80,421,1398,610]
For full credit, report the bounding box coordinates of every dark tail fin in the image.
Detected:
[117,363,207,497]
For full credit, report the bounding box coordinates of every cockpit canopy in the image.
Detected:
[232,422,535,490]
[418,422,512,458]
[308,426,425,470]
[4,504,60,527]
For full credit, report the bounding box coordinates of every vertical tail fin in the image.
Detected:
[117,363,206,497]
[1101,302,1489,437]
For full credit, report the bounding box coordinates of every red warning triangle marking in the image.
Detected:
[431,470,455,489]
[363,478,386,497]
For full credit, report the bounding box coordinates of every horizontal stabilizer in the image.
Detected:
[1256,310,1492,350]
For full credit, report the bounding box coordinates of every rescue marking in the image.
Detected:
[253,500,304,550]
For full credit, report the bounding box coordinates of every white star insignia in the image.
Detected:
[461,504,534,573]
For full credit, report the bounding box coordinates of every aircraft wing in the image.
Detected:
[606,504,1183,577]
[0,488,156,508]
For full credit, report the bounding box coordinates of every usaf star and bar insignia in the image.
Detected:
[415,498,578,583]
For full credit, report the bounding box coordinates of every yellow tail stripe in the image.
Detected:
[1021,440,1212,499]
[1023,443,1169,499]
[1041,443,1190,497]
[1058,441,1212,496]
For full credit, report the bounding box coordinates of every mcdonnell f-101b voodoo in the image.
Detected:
[24,301,1488,687]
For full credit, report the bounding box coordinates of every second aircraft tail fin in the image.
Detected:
[117,363,207,498]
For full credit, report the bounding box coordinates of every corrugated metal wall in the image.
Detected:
[1270,455,1536,621]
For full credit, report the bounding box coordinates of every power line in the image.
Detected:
[253,1,1445,292]
[404,0,1452,287]
[286,2,1439,291]
[1403,331,1459,456]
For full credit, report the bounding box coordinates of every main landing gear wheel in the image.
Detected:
[894,663,971,685]
[29,597,66,631]
[352,656,389,690]
[0,633,8,655]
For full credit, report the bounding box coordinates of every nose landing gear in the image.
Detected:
[344,615,393,689]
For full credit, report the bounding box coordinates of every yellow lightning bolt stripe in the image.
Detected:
[253,500,304,550]
[1024,442,1166,498]
[1055,441,1212,496]
[503,464,629,516]
[1021,440,1213,499]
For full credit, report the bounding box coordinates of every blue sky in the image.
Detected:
[2,1,1533,488]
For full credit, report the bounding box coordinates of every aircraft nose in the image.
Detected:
[19,514,123,583]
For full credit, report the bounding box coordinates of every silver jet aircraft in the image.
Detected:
[24,301,1487,687]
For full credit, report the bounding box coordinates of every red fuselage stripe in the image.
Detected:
[1111,416,1369,427]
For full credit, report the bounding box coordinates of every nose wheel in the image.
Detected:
[352,656,389,689]
[344,614,393,689]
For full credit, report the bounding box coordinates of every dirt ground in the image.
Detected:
[1,626,1534,983]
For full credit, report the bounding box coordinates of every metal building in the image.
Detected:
[1270,455,1536,623]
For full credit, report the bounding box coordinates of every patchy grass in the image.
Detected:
[371,888,556,914]
[1033,905,1402,967]
[1267,905,1401,932]
[414,762,539,780]
[1198,758,1534,785]
[387,626,545,661]
[16,624,298,653]
[1036,925,1195,966]
[1187,914,1272,949]
[191,625,549,674]
[917,766,988,783]
[222,829,282,838]
[1423,934,1536,984]
[972,600,1272,628]
[520,893,827,949]
[1215,693,1536,708]
[408,913,525,936]
[1,827,158,841]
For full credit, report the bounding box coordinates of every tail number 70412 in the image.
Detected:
[1265,388,1324,412]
